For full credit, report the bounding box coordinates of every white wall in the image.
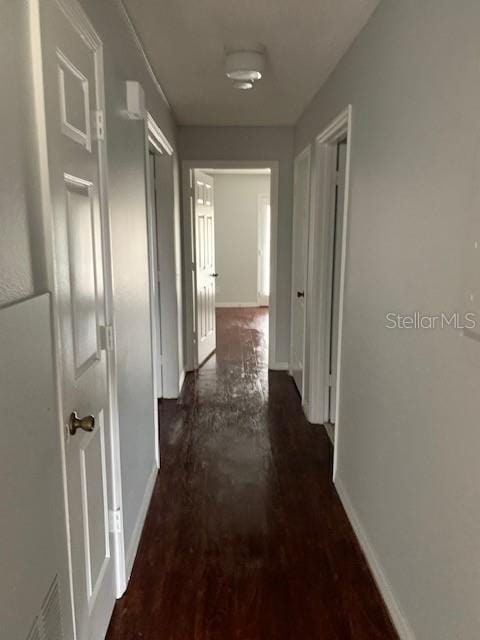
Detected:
[213,174,270,306]
[296,1,480,638]
[179,126,294,365]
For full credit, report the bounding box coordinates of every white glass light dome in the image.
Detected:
[233,80,254,90]
[225,50,265,83]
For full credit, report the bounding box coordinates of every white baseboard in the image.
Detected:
[178,368,185,393]
[305,403,320,425]
[334,477,416,640]
[269,361,289,371]
[324,422,335,444]
[125,464,158,580]
[215,302,259,308]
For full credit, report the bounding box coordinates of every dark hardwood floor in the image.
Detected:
[107,307,398,640]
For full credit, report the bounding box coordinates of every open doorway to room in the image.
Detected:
[326,138,348,431]
[211,170,271,312]
[290,147,311,403]
[183,163,278,373]
[145,115,183,463]
[210,169,271,370]
[304,107,352,476]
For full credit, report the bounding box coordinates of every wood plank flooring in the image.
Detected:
[106,307,398,640]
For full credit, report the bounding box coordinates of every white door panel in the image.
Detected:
[147,151,164,399]
[291,148,311,396]
[39,1,116,638]
[195,171,216,365]
[329,141,347,424]
[64,175,101,374]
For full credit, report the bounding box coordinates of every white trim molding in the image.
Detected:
[125,464,158,581]
[324,422,335,445]
[115,0,171,110]
[147,113,174,156]
[270,361,289,371]
[335,478,416,640]
[305,105,352,482]
[178,369,186,394]
[144,118,161,469]
[257,193,271,307]
[56,0,101,49]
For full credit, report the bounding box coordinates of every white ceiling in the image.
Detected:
[122,0,379,126]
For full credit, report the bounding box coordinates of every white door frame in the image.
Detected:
[307,106,352,480]
[182,161,280,371]
[257,193,271,307]
[30,0,127,616]
[146,149,164,402]
[289,145,311,404]
[144,112,174,468]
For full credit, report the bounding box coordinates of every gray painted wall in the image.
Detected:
[0,0,47,307]
[296,1,480,637]
[213,174,270,305]
[179,126,294,365]
[78,0,179,561]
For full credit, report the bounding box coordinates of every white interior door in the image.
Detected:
[194,170,217,365]
[329,140,347,423]
[257,195,271,307]
[290,148,311,395]
[39,1,117,638]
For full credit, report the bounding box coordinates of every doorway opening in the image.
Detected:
[145,114,181,465]
[326,138,348,430]
[193,168,271,367]
[183,162,279,372]
[290,146,311,405]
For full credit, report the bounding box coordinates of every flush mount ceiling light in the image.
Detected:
[225,47,265,89]
[233,80,254,90]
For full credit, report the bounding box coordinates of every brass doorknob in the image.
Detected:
[69,412,95,436]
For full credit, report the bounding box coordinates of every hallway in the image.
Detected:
[107,308,397,640]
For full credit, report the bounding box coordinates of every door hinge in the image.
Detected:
[109,508,122,534]
[92,110,105,141]
[335,171,340,185]
[99,324,115,351]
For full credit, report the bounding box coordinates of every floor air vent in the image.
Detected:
[26,621,42,640]
[26,577,64,640]
[41,577,63,640]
